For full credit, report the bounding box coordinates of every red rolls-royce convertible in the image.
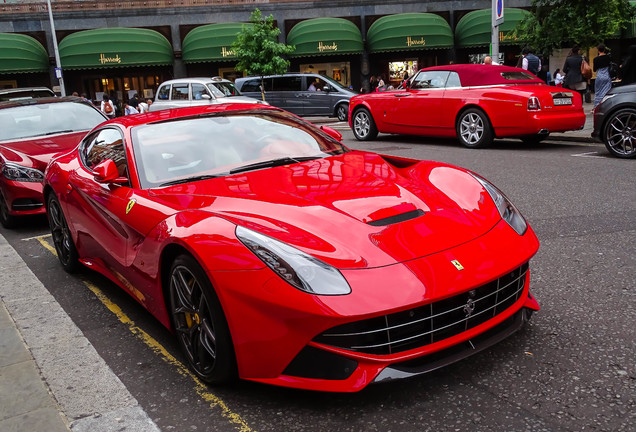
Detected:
[350,64,586,148]
[44,103,540,392]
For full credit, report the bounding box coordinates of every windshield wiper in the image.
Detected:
[159,174,225,187]
[229,156,320,174]
[43,129,75,136]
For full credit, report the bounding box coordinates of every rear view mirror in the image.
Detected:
[320,125,342,141]
[93,159,128,184]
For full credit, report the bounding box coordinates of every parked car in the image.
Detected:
[149,77,265,112]
[44,102,540,392]
[0,87,56,102]
[349,64,586,148]
[592,83,636,159]
[235,73,356,121]
[0,96,107,228]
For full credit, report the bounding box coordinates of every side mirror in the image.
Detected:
[93,159,128,184]
[201,94,212,100]
[320,125,342,141]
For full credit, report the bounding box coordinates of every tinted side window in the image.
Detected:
[239,79,261,92]
[171,84,189,100]
[272,76,302,91]
[81,128,128,178]
[157,85,170,100]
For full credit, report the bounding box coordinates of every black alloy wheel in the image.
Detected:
[603,108,636,159]
[336,103,348,122]
[352,108,379,141]
[0,191,17,229]
[456,108,494,148]
[169,254,236,384]
[46,193,79,272]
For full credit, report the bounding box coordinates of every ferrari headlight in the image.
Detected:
[471,174,527,235]
[236,226,351,295]
[2,163,44,183]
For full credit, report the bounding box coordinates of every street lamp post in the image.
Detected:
[46,0,66,96]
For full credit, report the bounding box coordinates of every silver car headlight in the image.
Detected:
[470,173,528,235]
[236,226,351,295]
[2,163,44,183]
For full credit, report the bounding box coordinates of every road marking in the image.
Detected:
[572,151,607,158]
[22,233,52,241]
[35,237,254,432]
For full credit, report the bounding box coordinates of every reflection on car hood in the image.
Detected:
[150,151,501,268]
[0,131,86,169]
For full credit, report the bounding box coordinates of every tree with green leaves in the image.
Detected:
[513,0,636,56]
[232,9,295,101]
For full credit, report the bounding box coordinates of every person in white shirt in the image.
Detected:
[124,103,139,115]
[554,68,564,87]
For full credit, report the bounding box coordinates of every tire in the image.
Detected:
[352,108,378,141]
[602,108,636,159]
[0,191,17,229]
[336,103,348,122]
[46,193,80,273]
[169,254,236,384]
[456,108,493,148]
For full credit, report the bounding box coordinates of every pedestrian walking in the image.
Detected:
[563,45,587,99]
[100,94,116,119]
[521,46,541,75]
[593,43,612,107]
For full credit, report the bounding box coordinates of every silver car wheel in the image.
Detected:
[604,108,636,158]
[460,112,484,145]
[354,111,370,138]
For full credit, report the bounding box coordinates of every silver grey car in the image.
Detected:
[149,77,266,112]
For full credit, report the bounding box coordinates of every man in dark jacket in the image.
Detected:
[521,46,541,76]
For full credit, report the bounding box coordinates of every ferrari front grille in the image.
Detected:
[314,263,529,355]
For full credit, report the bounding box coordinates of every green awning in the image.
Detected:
[59,28,173,70]
[366,13,453,53]
[624,1,636,38]
[0,33,49,74]
[455,8,531,48]
[287,18,363,57]
[182,23,252,62]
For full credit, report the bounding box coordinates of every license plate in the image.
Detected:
[553,98,572,106]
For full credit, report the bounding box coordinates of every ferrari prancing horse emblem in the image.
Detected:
[126,198,136,214]
[451,259,464,271]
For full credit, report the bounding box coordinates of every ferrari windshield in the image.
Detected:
[132,110,349,188]
[0,101,106,141]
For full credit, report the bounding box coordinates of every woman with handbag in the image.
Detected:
[563,45,587,100]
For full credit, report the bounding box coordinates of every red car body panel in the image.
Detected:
[44,104,540,392]
[349,64,586,140]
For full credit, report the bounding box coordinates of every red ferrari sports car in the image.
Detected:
[350,64,586,148]
[44,103,540,392]
[0,96,107,227]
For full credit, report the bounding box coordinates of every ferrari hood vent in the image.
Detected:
[366,209,425,227]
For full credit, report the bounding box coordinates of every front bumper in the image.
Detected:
[210,219,540,392]
[1,180,45,216]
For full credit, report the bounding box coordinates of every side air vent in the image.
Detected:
[367,209,425,226]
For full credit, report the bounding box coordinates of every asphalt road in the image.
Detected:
[1,127,634,432]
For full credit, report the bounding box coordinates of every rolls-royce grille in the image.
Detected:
[314,263,529,355]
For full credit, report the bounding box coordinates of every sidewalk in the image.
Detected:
[0,234,160,432]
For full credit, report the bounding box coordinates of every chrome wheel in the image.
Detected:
[47,194,79,272]
[604,108,636,158]
[456,109,493,148]
[352,109,378,141]
[169,255,235,383]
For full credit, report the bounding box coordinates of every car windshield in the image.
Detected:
[132,110,349,189]
[0,101,106,141]
[207,82,242,98]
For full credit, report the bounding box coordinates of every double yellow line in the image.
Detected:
[31,234,254,432]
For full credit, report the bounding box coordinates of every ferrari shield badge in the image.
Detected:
[126,198,136,215]
[451,259,464,271]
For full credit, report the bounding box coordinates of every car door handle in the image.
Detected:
[394,93,411,97]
